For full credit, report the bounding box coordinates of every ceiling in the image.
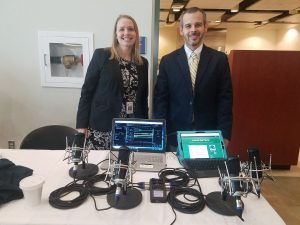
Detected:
[160,0,300,30]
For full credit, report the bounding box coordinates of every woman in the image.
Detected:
[76,15,148,150]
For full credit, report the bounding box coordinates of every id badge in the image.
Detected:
[126,102,134,114]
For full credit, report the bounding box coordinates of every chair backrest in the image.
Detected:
[20,125,78,150]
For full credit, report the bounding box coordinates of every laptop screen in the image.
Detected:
[177,131,227,159]
[111,118,166,153]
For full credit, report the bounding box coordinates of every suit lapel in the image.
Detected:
[176,47,193,94]
[110,59,124,90]
[196,45,212,86]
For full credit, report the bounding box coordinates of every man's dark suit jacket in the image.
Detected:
[154,45,233,146]
[76,48,148,131]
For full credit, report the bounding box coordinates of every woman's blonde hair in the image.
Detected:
[110,15,143,65]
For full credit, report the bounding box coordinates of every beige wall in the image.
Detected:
[159,25,181,61]
[277,26,300,50]
[159,25,300,57]
[0,0,155,148]
[225,28,277,54]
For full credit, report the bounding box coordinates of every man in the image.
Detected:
[154,7,233,150]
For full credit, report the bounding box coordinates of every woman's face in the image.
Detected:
[116,17,137,50]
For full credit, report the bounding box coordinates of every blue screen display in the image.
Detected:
[112,119,165,152]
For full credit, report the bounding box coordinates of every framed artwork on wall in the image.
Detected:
[38,31,93,88]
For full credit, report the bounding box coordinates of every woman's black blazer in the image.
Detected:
[76,48,149,131]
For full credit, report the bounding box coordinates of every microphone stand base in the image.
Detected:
[69,163,98,180]
[107,187,142,209]
[206,191,244,217]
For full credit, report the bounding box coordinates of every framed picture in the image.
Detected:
[38,31,93,88]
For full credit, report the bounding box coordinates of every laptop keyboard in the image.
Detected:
[134,154,164,163]
[185,159,225,170]
[184,159,226,178]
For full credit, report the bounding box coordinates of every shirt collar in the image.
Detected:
[184,44,203,59]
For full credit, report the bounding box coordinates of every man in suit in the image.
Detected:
[154,7,232,150]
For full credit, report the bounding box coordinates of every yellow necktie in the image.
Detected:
[189,52,199,91]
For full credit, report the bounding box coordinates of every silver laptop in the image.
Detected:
[100,118,167,172]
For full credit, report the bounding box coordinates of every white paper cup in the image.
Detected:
[19,175,45,206]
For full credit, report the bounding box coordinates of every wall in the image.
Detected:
[277,25,300,50]
[159,25,227,59]
[228,50,300,165]
[159,25,300,55]
[159,25,180,61]
[225,28,277,54]
[204,30,227,52]
[0,0,155,148]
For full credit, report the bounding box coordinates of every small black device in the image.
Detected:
[149,178,167,203]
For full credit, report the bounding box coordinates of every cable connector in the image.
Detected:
[165,183,173,191]
[136,182,147,190]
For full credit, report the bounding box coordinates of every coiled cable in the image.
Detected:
[85,173,115,196]
[167,187,205,214]
[158,168,190,188]
[49,182,88,209]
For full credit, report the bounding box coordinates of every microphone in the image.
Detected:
[65,133,98,179]
[247,147,268,198]
[226,156,243,218]
[106,146,143,209]
[71,133,85,172]
[113,146,131,200]
[247,147,262,179]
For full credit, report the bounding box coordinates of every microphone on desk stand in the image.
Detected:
[246,148,274,198]
[65,133,98,180]
[106,146,142,209]
[225,156,244,219]
[206,156,245,221]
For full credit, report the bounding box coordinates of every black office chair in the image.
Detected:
[20,125,78,150]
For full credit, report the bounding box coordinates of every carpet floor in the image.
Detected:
[261,176,300,225]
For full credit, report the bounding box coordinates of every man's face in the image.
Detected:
[180,11,208,51]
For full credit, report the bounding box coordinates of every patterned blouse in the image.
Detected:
[87,58,139,150]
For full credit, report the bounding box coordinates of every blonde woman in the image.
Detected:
[76,15,148,149]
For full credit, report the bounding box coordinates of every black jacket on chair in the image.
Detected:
[154,45,233,146]
[76,48,149,131]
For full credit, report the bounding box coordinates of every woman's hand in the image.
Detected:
[77,128,89,138]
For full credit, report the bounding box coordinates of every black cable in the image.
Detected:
[49,182,89,209]
[167,187,205,214]
[84,173,120,211]
[89,194,113,211]
[96,158,110,166]
[158,168,205,224]
[158,168,190,188]
[170,151,177,157]
[85,173,116,196]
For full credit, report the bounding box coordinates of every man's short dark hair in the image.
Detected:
[179,7,207,28]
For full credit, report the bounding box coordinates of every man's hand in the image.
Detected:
[224,138,230,149]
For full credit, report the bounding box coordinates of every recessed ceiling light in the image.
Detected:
[231,5,239,13]
[172,3,184,9]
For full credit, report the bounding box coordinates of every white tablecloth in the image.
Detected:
[0,149,285,225]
